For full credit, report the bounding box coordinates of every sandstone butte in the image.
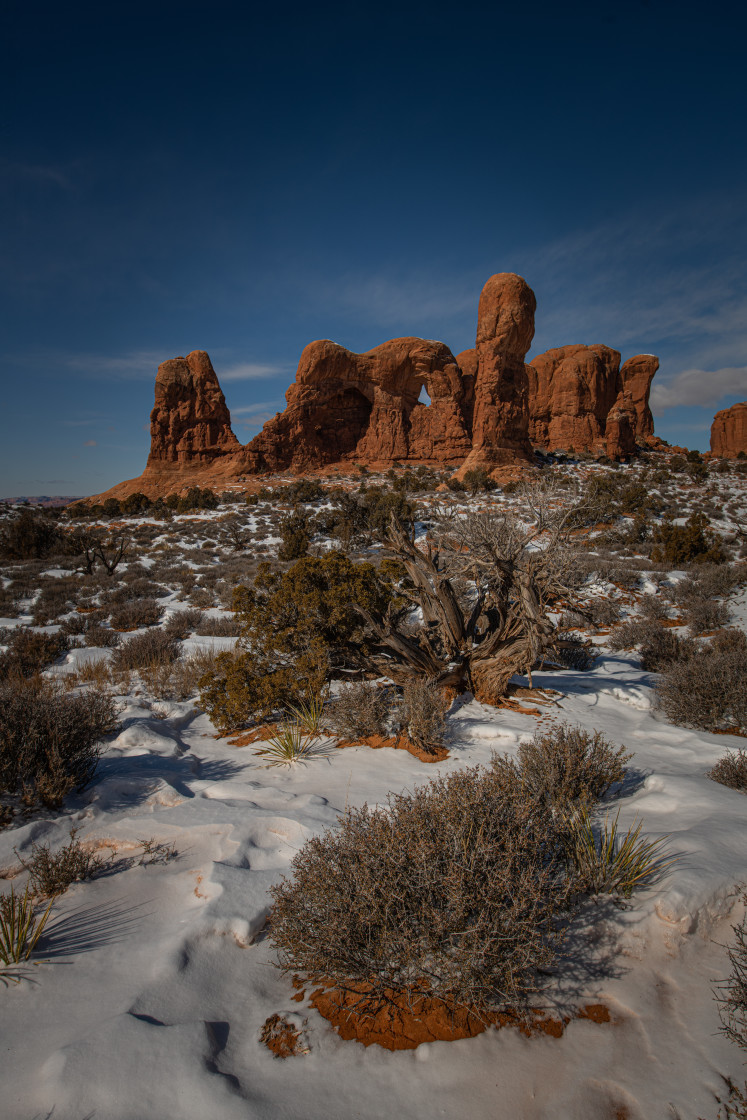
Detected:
[90,273,664,502]
[710,402,747,459]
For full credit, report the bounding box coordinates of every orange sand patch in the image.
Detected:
[226,724,280,747]
[304,981,612,1050]
[335,732,449,764]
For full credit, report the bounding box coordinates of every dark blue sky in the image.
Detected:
[3,0,746,496]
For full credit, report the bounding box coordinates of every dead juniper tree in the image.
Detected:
[356,478,589,703]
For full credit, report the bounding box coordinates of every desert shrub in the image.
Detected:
[173,486,218,512]
[717,890,747,1058]
[278,512,311,560]
[609,617,696,669]
[31,579,81,624]
[269,766,575,1009]
[325,681,393,740]
[690,562,747,600]
[60,612,87,636]
[0,510,63,560]
[639,592,670,621]
[609,618,665,652]
[398,678,448,752]
[162,608,202,639]
[656,637,747,732]
[198,651,306,731]
[320,488,415,546]
[586,598,621,627]
[109,598,164,630]
[111,629,179,671]
[0,628,69,680]
[604,565,642,591]
[709,750,747,794]
[142,648,218,701]
[193,614,241,637]
[462,466,498,495]
[187,586,215,609]
[287,479,326,504]
[684,596,730,635]
[639,628,696,671]
[232,553,393,676]
[491,724,631,809]
[114,576,164,598]
[83,624,120,648]
[121,491,151,516]
[0,678,117,808]
[17,828,107,896]
[651,513,726,566]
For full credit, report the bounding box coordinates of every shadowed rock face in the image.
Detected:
[87,273,663,502]
[239,337,474,472]
[527,344,622,455]
[147,351,240,466]
[711,402,747,458]
[527,347,658,458]
[619,355,658,443]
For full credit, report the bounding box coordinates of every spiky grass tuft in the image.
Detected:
[285,692,326,736]
[565,807,675,899]
[254,721,318,766]
[0,883,53,981]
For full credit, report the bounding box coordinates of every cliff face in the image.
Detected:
[711,402,747,458]
[147,351,241,466]
[238,336,473,473]
[454,273,536,478]
[526,347,658,459]
[88,274,663,502]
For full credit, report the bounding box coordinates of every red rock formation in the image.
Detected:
[87,273,663,503]
[88,351,243,502]
[527,346,658,458]
[455,274,536,477]
[711,402,747,458]
[527,344,622,455]
[147,351,241,466]
[239,337,473,472]
[618,355,658,442]
[604,399,637,459]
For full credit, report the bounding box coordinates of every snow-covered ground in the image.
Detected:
[1,466,746,1120]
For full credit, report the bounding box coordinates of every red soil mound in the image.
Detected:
[299,980,611,1050]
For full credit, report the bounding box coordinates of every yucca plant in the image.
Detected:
[285,691,327,736]
[254,721,317,766]
[0,884,53,979]
[565,808,675,899]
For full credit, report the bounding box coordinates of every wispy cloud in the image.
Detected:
[54,352,288,383]
[230,400,284,416]
[0,159,73,190]
[650,366,747,414]
[523,197,747,368]
[235,412,276,429]
[219,362,288,381]
[83,439,97,447]
[62,350,166,380]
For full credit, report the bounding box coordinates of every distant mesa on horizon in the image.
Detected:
[2,495,84,507]
[88,271,688,503]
